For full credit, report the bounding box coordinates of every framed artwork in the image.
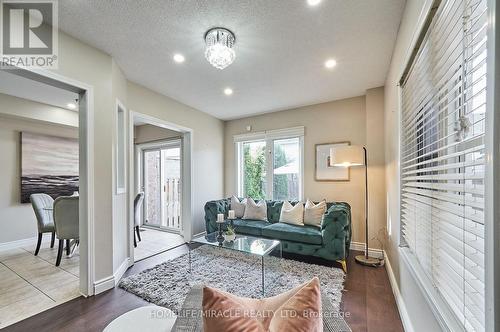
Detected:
[315,142,350,181]
[21,132,79,203]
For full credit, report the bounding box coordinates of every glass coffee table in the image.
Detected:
[188,232,282,295]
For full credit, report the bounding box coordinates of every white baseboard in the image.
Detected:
[192,231,206,238]
[385,250,414,332]
[93,275,114,295]
[349,241,384,259]
[93,257,131,295]
[0,235,51,251]
[113,258,130,285]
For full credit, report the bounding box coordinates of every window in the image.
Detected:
[235,127,304,200]
[115,100,126,194]
[400,0,487,331]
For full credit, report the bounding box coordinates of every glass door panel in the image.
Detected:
[144,149,161,227]
[161,146,181,231]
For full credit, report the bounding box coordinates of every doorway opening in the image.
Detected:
[0,67,93,327]
[132,117,187,261]
[142,140,182,232]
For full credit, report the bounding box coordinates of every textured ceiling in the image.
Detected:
[58,0,405,120]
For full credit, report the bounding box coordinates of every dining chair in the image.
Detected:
[134,192,145,248]
[30,193,56,255]
[53,196,79,266]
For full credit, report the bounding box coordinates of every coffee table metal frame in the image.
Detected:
[187,232,282,295]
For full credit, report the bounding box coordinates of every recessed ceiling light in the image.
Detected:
[325,59,337,69]
[173,53,185,63]
[67,103,76,109]
[307,0,322,6]
[224,88,233,96]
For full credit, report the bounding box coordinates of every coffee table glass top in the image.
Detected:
[191,232,280,256]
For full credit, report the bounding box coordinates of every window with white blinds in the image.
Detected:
[400,0,487,331]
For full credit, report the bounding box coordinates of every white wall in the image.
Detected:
[224,88,386,248]
[384,0,442,331]
[0,93,78,244]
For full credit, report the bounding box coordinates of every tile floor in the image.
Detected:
[134,227,184,261]
[0,240,80,328]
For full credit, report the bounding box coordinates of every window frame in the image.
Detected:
[234,127,304,201]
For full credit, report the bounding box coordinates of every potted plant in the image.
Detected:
[224,225,236,242]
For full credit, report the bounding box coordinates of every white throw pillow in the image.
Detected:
[303,199,326,227]
[230,196,247,218]
[279,201,304,226]
[242,198,268,221]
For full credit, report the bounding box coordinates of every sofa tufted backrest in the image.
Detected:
[265,200,338,223]
[206,198,343,224]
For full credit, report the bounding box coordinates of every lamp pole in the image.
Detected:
[355,146,382,267]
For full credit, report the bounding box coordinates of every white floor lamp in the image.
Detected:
[330,145,383,267]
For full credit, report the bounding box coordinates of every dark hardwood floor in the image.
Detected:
[4,246,403,332]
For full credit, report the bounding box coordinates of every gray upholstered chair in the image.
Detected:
[134,192,145,247]
[53,196,79,266]
[30,193,56,255]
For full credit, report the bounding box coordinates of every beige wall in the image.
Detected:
[50,31,115,281]
[384,0,442,331]
[224,89,386,248]
[127,82,225,236]
[0,94,78,244]
[44,31,225,284]
[134,124,181,144]
[111,60,129,272]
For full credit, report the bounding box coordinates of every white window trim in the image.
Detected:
[115,99,127,195]
[234,126,305,200]
[399,247,464,331]
[233,126,305,143]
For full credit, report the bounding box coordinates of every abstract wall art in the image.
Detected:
[21,132,79,203]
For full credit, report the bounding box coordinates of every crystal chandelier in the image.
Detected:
[204,27,236,70]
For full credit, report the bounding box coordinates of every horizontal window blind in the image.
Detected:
[400,0,487,331]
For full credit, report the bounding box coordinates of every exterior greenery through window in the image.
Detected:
[239,136,301,201]
[243,142,266,199]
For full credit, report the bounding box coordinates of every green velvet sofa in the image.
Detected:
[204,199,352,270]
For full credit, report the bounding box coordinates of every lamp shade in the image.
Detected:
[330,145,365,167]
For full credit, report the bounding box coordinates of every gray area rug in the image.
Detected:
[120,245,346,313]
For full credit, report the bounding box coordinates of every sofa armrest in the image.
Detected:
[204,198,230,233]
[321,203,352,259]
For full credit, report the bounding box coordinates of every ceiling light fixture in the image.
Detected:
[325,59,337,69]
[173,53,185,63]
[67,103,76,109]
[204,27,236,70]
[307,0,322,6]
[224,87,233,96]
